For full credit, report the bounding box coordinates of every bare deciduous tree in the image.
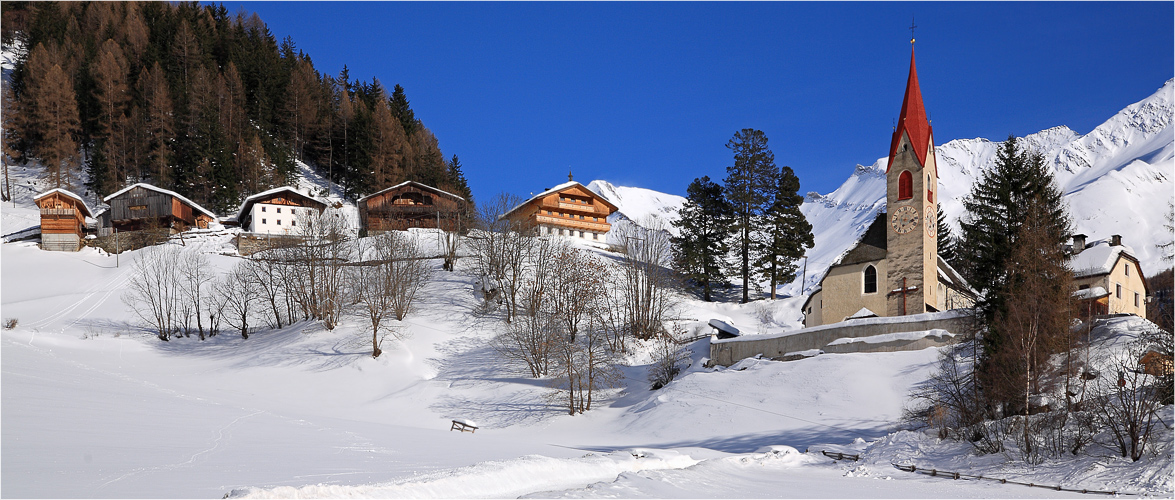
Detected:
[492,311,558,378]
[123,245,180,340]
[178,245,213,339]
[469,193,528,321]
[217,263,258,339]
[614,219,678,339]
[648,324,692,390]
[1092,341,1163,462]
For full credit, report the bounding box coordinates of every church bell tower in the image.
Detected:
[885,42,939,317]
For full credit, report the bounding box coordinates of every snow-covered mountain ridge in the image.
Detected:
[588,79,1174,296]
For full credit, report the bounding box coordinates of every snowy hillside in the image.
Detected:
[586,180,686,234]
[591,80,1174,298]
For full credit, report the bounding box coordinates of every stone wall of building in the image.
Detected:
[708,310,974,367]
[41,233,80,252]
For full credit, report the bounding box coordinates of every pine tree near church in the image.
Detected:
[672,176,734,302]
[956,135,1070,358]
[754,166,814,300]
[723,128,778,303]
[936,204,958,266]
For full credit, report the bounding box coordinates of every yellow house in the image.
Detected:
[1070,234,1148,318]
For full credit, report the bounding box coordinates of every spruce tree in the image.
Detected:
[390,84,416,137]
[447,154,473,202]
[936,204,958,266]
[956,135,1070,357]
[723,128,778,303]
[754,166,814,300]
[672,176,735,302]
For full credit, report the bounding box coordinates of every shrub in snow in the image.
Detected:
[3,318,16,330]
[648,325,690,390]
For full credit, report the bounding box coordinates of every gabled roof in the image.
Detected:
[1070,239,1148,293]
[34,188,93,218]
[501,181,619,220]
[886,46,937,176]
[357,181,465,204]
[103,183,217,219]
[235,186,327,224]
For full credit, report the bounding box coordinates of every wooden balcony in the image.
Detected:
[40,208,78,216]
[540,200,598,213]
[535,215,610,232]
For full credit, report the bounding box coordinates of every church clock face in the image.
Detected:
[925,210,937,237]
[890,206,919,234]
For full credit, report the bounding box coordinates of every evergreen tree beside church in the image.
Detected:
[754,165,814,300]
[671,176,735,302]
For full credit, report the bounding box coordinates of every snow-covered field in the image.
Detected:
[3,179,1171,497]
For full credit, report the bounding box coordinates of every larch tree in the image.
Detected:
[956,135,1069,358]
[723,128,778,303]
[90,38,130,197]
[671,175,734,302]
[754,165,813,300]
[33,59,81,189]
[138,62,174,186]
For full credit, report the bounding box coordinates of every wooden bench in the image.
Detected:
[450,419,478,433]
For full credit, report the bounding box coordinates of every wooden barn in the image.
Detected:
[100,183,216,234]
[358,181,466,233]
[34,188,93,251]
[501,177,617,243]
[235,186,327,235]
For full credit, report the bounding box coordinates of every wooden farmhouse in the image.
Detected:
[100,183,216,234]
[501,178,617,243]
[1070,234,1149,318]
[34,188,93,251]
[235,186,327,235]
[358,181,466,233]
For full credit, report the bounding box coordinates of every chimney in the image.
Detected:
[1111,234,1122,246]
[1071,234,1087,254]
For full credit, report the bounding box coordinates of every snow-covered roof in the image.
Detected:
[34,188,92,218]
[235,186,327,223]
[103,183,217,219]
[356,181,465,204]
[1073,286,1109,301]
[1070,239,1138,278]
[501,181,618,220]
[937,256,977,296]
[846,308,879,320]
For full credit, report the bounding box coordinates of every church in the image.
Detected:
[802,45,975,327]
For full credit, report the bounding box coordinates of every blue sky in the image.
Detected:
[221,1,1173,201]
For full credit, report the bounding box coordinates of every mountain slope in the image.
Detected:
[593,79,1174,297]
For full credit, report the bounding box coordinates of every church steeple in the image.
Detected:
[886,47,935,175]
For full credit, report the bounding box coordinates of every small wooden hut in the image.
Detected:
[34,188,93,251]
[358,181,466,233]
[100,183,216,234]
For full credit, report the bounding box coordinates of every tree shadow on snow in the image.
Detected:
[571,423,895,454]
[143,320,368,372]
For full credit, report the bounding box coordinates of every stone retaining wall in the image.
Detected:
[708,311,974,366]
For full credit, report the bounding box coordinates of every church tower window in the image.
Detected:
[863,265,878,294]
[898,171,913,200]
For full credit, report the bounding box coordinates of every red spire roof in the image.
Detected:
[886,46,935,174]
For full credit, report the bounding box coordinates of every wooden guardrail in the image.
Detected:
[891,463,1141,496]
